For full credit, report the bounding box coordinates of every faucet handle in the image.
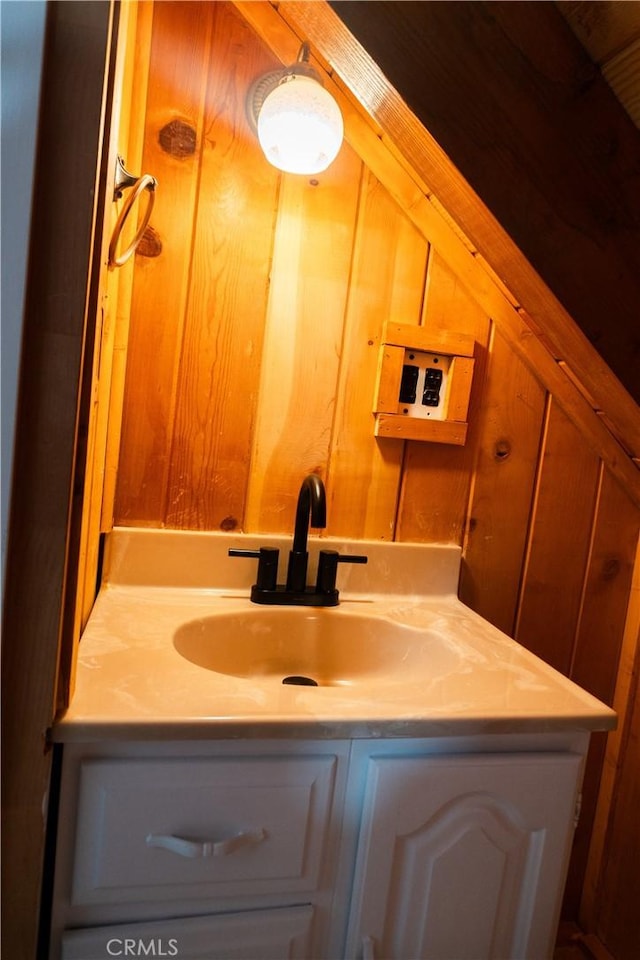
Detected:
[315,549,368,596]
[228,547,279,591]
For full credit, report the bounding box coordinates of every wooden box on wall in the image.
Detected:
[373,322,475,444]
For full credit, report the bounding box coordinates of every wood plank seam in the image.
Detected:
[569,462,604,683]
[512,391,553,640]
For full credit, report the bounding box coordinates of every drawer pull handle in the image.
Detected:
[362,936,376,960]
[145,828,267,858]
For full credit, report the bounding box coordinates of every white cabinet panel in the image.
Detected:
[71,755,336,905]
[61,904,314,959]
[346,752,582,960]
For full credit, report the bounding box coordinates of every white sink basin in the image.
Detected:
[173,607,455,686]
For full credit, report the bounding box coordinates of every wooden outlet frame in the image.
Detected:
[374,323,475,444]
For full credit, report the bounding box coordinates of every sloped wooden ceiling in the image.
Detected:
[328,0,640,411]
[557,0,640,129]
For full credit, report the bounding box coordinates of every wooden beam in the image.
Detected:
[327,0,640,412]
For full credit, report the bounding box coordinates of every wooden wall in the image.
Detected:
[110,1,640,944]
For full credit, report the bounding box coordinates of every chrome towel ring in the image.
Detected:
[108,156,157,269]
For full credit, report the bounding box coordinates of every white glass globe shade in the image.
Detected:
[257,74,344,175]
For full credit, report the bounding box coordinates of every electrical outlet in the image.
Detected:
[373,323,475,445]
[398,352,451,420]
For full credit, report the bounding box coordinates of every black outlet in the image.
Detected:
[422,367,443,407]
[399,364,419,404]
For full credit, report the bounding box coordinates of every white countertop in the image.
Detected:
[53,529,616,742]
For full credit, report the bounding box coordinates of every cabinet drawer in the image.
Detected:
[61,904,314,959]
[70,754,336,906]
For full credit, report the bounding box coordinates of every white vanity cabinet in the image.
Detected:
[49,735,586,960]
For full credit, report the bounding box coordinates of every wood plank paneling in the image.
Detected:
[115,1,215,524]
[458,328,547,634]
[564,472,640,919]
[583,537,640,930]
[244,143,362,533]
[396,252,490,544]
[515,399,600,674]
[164,3,280,530]
[282,0,640,486]
[327,169,427,540]
[243,0,640,502]
[595,624,640,959]
[573,471,640,705]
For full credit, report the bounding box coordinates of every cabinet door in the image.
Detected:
[61,904,314,959]
[346,752,582,960]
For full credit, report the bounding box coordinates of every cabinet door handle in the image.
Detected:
[362,936,376,960]
[145,828,267,858]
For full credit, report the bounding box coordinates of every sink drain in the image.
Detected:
[282,675,318,687]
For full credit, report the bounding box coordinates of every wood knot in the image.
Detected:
[494,439,511,461]
[158,119,197,158]
[601,555,620,581]
[219,516,238,531]
[135,225,162,258]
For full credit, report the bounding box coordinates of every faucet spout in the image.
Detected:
[292,474,326,552]
[287,474,326,592]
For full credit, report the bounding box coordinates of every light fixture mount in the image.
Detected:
[247,42,319,132]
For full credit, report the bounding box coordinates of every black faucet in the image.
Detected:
[286,473,326,593]
[229,474,367,606]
